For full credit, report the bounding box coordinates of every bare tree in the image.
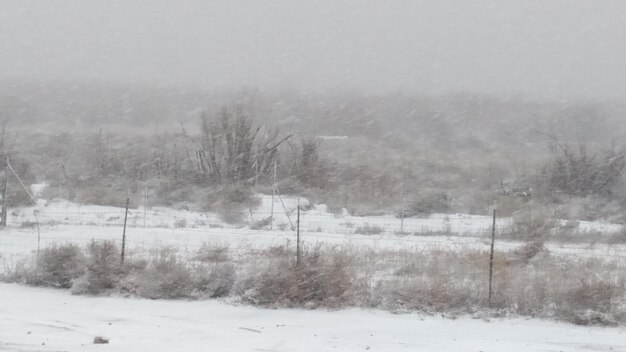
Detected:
[199,106,290,185]
[540,137,625,197]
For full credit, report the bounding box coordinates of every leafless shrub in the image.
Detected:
[355,223,384,235]
[25,243,85,288]
[194,219,208,227]
[192,263,236,298]
[240,245,355,308]
[405,190,451,216]
[71,241,123,295]
[194,243,230,263]
[19,221,37,229]
[375,249,491,313]
[572,310,618,326]
[4,240,625,325]
[174,218,188,228]
[566,279,616,315]
[78,183,136,208]
[540,141,625,198]
[134,248,194,299]
[510,241,547,265]
[250,216,272,230]
[211,184,260,224]
[509,205,556,240]
[199,106,290,185]
[264,243,295,257]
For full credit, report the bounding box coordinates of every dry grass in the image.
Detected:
[238,245,358,308]
[194,242,230,263]
[3,241,625,325]
[355,223,384,235]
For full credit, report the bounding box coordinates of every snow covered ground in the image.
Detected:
[1,194,626,351]
[1,283,625,352]
[1,195,625,270]
[10,194,624,237]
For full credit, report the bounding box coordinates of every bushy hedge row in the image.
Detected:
[3,240,625,326]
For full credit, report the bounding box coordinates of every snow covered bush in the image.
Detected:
[135,248,194,299]
[240,245,355,308]
[509,205,556,240]
[539,142,625,198]
[26,243,85,288]
[71,240,123,295]
[374,249,489,313]
[210,184,260,224]
[406,190,451,216]
[3,241,625,326]
[355,223,384,235]
[192,263,236,298]
[194,242,230,263]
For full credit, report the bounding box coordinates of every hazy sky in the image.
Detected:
[2,0,626,101]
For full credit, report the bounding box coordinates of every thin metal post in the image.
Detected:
[400,167,407,233]
[1,158,8,228]
[121,198,130,263]
[488,209,496,307]
[296,204,301,266]
[34,210,41,259]
[270,161,276,230]
[144,185,148,228]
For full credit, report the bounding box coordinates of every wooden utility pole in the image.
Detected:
[121,198,130,263]
[488,209,496,307]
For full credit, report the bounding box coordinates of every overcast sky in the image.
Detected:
[2,0,626,101]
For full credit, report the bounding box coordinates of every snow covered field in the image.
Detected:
[1,195,625,351]
[1,195,625,270]
[12,194,625,236]
[1,283,625,352]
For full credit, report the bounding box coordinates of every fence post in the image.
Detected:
[121,198,129,263]
[270,161,276,231]
[33,210,41,266]
[488,209,496,307]
[400,167,407,234]
[296,204,301,266]
[1,158,8,228]
[144,185,148,228]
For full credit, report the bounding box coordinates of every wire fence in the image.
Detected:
[1,202,626,269]
[2,197,625,323]
[7,201,517,235]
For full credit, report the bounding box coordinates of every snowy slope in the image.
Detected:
[1,283,625,352]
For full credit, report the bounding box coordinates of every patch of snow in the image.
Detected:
[0,283,624,352]
[30,182,48,198]
[317,135,348,140]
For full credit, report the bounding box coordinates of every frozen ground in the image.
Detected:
[1,283,625,352]
[12,194,625,236]
[1,195,625,270]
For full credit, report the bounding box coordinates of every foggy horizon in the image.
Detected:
[3,2,626,349]
[3,0,626,102]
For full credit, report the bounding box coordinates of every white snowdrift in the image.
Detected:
[0,283,624,352]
